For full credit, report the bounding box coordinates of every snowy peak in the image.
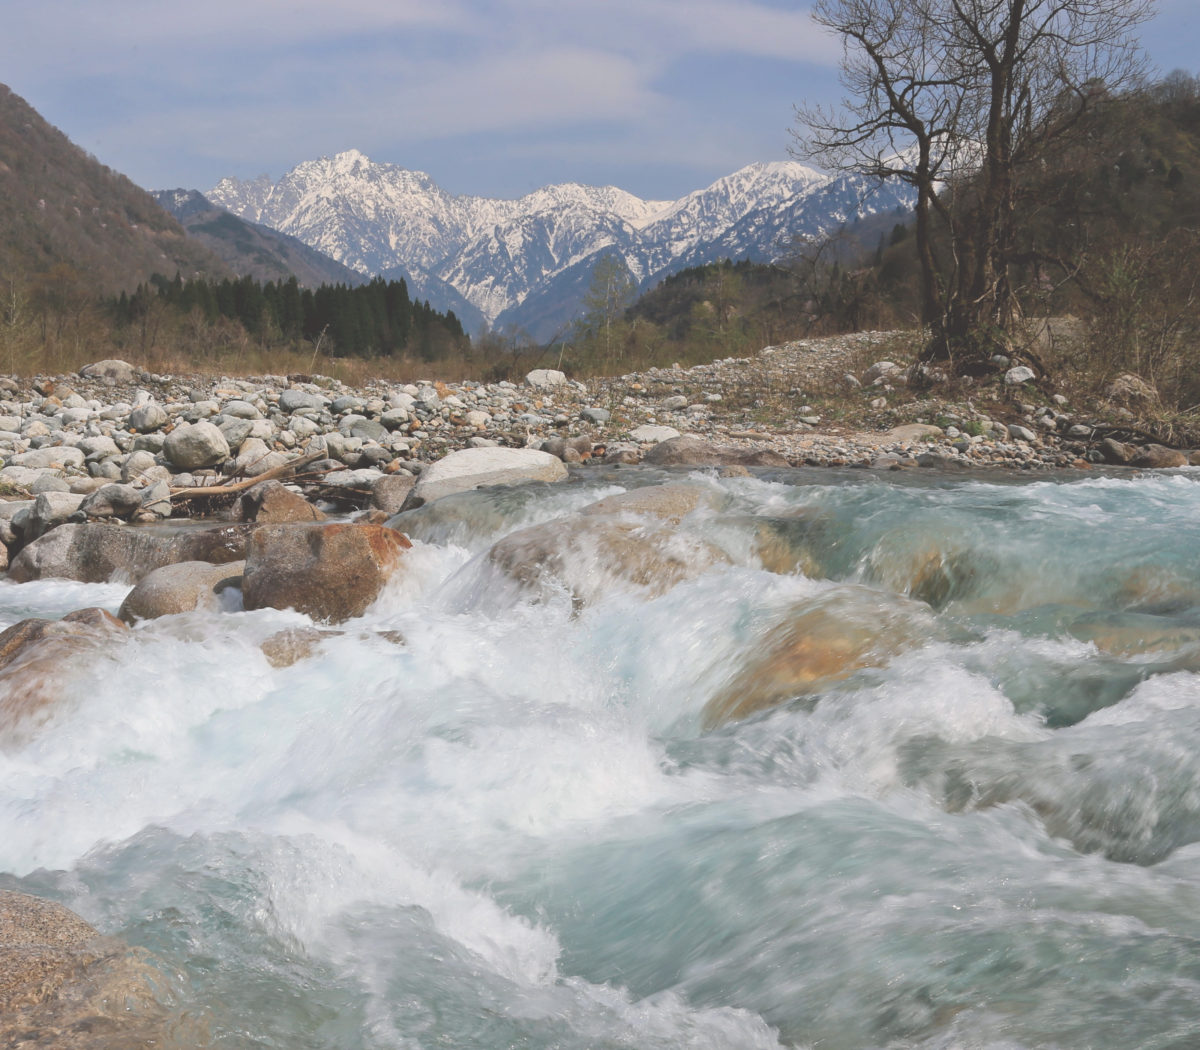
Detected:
[208,152,914,333]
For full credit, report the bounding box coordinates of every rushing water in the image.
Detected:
[3,466,1200,1049]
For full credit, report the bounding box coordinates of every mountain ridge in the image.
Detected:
[208,151,914,338]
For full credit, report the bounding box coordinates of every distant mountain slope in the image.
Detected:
[209,152,915,339]
[0,84,228,292]
[152,189,367,289]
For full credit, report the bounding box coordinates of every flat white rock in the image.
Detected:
[411,447,567,505]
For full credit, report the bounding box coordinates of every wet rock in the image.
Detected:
[260,626,345,668]
[642,436,789,468]
[241,522,413,623]
[0,610,130,743]
[405,447,568,508]
[118,560,245,622]
[162,420,230,470]
[9,522,257,583]
[485,514,730,607]
[702,587,932,728]
[579,483,721,523]
[0,890,181,1048]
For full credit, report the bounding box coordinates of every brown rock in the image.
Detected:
[0,891,186,1048]
[260,626,344,667]
[241,523,413,623]
[1098,437,1136,465]
[239,479,327,523]
[1129,443,1188,469]
[118,560,245,623]
[702,587,932,728]
[370,474,417,514]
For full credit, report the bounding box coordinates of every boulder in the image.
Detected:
[884,423,943,442]
[230,437,292,477]
[239,479,326,523]
[78,358,136,383]
[1129,444,1188,469]
[241,523,413,623]
[579,483,721,523]
[162,421,230,470]
[702,587,932,728]
[862,360,901,384]
[1004,365,1037,385]
[118,560,245,622]
[405,447,567,508]
[370,474,416,514]
[128,402,168,433]
[8,446,86,471]
[0,890,179,1047]
[629,424,682,444]
[16,491,87,541]
[1098,437,1136,465]
[642,436,790,468]
[485,514,730,607]
[79,483,143,519]
[0,610,129,743]
[525,368,567,389]
[8,522,257,583]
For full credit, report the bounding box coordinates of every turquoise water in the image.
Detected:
[2,467,1200,1048]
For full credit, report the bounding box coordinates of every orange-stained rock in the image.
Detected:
[0,610,130,744]
[702,587,932,729]
[241,522,412,623]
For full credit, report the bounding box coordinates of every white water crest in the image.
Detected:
[4,466,1200,1048]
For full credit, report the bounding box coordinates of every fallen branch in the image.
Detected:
[170,449,328,502]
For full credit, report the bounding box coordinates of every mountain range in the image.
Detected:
[208,151,915,339]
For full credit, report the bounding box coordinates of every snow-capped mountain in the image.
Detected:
[208,151,914,337]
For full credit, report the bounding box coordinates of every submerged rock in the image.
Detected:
[485,514,730,606]
[702,587,932,728]
[579,483,722,523]
[0,609,130,744]
[241,522,413,623]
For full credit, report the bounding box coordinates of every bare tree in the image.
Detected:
[794,0,1154,374]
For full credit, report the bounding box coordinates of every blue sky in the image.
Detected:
[2,0,1196,202]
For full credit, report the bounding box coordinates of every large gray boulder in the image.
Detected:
[163,421,230,470]
[405,447,567,508]
[8,522,257,583]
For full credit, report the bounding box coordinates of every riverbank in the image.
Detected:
[0,330,1194,530]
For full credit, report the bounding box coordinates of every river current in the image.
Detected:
[2,466,1200,1049]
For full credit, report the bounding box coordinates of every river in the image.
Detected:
[2,465,1200,1049]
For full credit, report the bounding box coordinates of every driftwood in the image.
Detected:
[169,449,328,502]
